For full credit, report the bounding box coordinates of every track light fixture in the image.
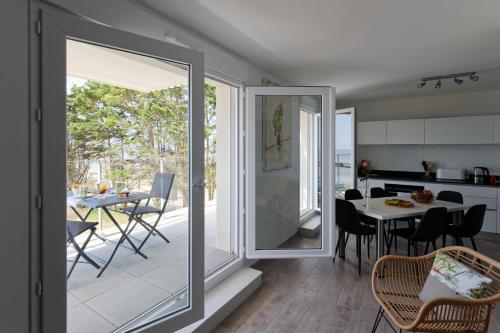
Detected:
[417,72,479,89]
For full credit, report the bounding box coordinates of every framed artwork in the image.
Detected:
[262,96,292,171]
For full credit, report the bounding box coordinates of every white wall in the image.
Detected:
[351,88,500,174]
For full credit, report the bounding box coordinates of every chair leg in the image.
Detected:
[357,235,361,276]
[413,241,418,257]
[432,240,437,251]
[367,234,370,259]
[371,306,384,333]
[137,214,170,251]
[470,237,478,251]
[386,233,394,255]
[424,241,430,254]
[333,229,341,263]
[407,239,411,256]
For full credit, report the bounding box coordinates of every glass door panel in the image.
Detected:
[335,108,356,197]
[40,7,204,333]
[245,87,334,258]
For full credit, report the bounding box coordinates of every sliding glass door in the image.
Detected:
[39,5,204,332]
[245,87,335,258]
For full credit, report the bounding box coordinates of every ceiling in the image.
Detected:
[138,0,500,102]
[67,40,188,92]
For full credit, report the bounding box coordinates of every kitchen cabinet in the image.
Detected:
[424,116,494,144]
[494,115,500,144]
[357,121,386,145]
[387,119,425,144]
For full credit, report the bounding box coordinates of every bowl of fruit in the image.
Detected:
[411,189,434,204]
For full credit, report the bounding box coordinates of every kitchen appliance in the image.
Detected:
[436,168,465,181]
[473,167,490,184]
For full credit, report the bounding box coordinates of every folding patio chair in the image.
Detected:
[122,172,175,250]
[66,220,100,279]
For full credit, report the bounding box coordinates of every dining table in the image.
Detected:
[346,197,471,259]
[67,192,151,277]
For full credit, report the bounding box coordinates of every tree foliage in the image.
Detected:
[66,80,218,207]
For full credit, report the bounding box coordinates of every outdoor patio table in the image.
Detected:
[67,192,151,277]
[346,197,471,259]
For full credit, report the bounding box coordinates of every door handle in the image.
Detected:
[192,182,206,191]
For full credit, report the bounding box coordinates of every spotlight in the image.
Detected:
[435,80,441,89]
[454,77,463,85]
[470,75,479,82]
[417,81,426,88]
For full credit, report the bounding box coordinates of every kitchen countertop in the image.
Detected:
[361,170,500,188]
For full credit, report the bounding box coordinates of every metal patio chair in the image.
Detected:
[122,172,175,250]
[66,220,100,279]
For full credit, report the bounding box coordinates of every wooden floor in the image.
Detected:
[213,234,500,333]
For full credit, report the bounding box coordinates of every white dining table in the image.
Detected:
[348,197,471,259]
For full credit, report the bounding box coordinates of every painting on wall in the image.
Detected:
[262,96,292,172]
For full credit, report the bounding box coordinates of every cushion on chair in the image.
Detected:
[122,205,161,214]
[419,252,492,302]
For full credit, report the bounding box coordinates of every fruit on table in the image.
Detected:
[411,189,434,203]
[384,199,415,208]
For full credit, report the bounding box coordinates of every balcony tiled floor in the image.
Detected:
[67,203,234,333]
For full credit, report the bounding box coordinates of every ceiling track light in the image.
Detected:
[417,72,479,89]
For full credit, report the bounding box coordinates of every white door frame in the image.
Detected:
[336,107,357,192]
[245,86,335,259]
[36,4,205,332]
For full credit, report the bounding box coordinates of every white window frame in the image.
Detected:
[36,4,205,332]
[245,86,335,259]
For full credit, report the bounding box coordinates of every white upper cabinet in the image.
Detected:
[494,115,500,143]
[387,119,425,144]
[357,121,386,145]
[425,116,494,144]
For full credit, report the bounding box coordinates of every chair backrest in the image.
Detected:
[412,207,448,241]
[336,199,362,233]
[150,172,175,201]
[458,204,487,237]
[436,190,463,204]
[370,187,389,198]
[344,188,363,200]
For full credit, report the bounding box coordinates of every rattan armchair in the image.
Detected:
[371,246,500,333]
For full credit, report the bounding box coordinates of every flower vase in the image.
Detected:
[363,181,369,208]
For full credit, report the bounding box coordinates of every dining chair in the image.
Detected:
[122,172,175,250]
[67,220,100,279]
[370,187,394,198]
[443,204,486,251]
[333,199,376,275]
[344,188,363,200]
[437,190,464,246]
[387,207,447,256]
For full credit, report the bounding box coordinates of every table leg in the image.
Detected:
[97,205,148,277]
[376,219,385,259]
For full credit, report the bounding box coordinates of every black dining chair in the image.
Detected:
[443,204,486,251]
[344,188,363,200]
[387,207,447,256]
[333,199,376,275]
[122,172,175,250]
[437,190,464,246]
[67,221,100,279]
[370,187,395,198]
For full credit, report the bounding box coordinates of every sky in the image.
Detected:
[336,113,352,150]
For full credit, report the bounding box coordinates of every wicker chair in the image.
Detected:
[371,246,500,333]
